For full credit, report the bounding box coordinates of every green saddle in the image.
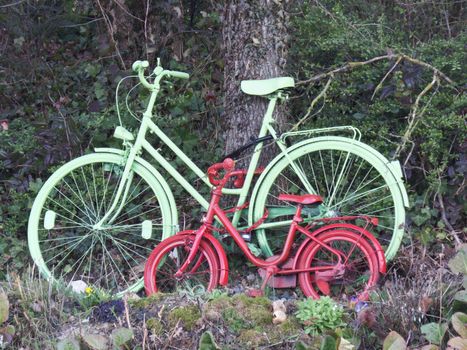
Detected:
[240,77,295,96]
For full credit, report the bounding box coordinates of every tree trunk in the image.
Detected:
[222,0,289,166]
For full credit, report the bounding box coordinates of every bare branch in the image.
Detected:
[0,0,25,8]
[371,56,402,100]
[290,76,333,131]
[394,72,439,161]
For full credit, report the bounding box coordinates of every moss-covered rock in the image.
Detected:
[168,305,201,331]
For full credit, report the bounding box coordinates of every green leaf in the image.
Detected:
[448,245,467,275]
[81,333,108,350]
[382,331,406,350]
[111,327,134,348]
[320,335,338,350]
[420,323,448,345]
[198,331,220,350]
[454,290,467,303]
[56,337,80,350]
[451,312,467,338]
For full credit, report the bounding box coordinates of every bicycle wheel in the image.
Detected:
[28,153,175,296]
[297,230,380,301]
[144,235,219,295]
[250,136,407,260]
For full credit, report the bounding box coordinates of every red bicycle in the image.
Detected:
[144,159,387,300]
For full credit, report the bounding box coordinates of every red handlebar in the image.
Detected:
[207,158,235,186]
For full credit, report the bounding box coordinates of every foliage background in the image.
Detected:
[0,0,465,277]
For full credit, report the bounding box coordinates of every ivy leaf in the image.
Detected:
[420,323,448,345]
[447,337,467,350]
[383,331,406,350]
[451,312,467,338]
[448,245,467,275]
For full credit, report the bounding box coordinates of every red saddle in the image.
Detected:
[277,194,323,205]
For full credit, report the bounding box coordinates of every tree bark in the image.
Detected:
[222,0,289,165]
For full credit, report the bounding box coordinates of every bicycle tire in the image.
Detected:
[297,230,380,300]
[250,136,407,261]
[28,153,175,296]
[144,235,219,295]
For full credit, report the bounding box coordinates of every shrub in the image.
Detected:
[295,296,346,335]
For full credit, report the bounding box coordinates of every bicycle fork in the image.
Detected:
[93,134,146,231]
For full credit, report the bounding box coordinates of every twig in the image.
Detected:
[371,55,402,100]
[437,192,461,245]
[142,314,147,350]
[393,72,439,161]
[296,54,398,85]
[296,53,456,87]
[400,54,455,86]
[0,0,24,8]
[60,17,103,28]
[95,0,126,69]
[290,76,333,131]
[124,297,132,330]
[144,0,150,60]
[112,0,144,22]
[162,319,181,350]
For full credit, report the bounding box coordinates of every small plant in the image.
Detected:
[78,286,111,310]
[295,296,346,335]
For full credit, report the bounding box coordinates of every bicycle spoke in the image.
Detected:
[69,170,97,221]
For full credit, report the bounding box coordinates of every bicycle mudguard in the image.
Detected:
[176,231,229,286]
[94,147,179,232]
[292,224,387,274]
[248,136,409,220]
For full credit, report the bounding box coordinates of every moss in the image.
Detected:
[238,329,267,348]
[221,308,246,333]
[168,305,201,331]
[204,293,273,334]
[128,293,166,308]
[146,318,164,336]
[278,317,302,335]
[233,294,272,328]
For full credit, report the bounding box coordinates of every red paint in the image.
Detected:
[278,193,323,205]
[144,159,386,300]
[177,230,229,286]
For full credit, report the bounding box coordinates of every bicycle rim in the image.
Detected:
[298,230,379,300]
[144,235,219,294]
[251,137,406,260]
[28,153,175,296]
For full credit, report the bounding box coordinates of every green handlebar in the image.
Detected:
[167,71,190,79]
[132,60,149,72]
[132,59,189,90]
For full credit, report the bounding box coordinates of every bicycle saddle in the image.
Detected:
[278,194,323,205]
[241,77,295,96]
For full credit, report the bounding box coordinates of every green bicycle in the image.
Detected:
[28,59,409,296]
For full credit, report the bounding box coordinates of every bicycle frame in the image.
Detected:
[94,76,321,232]
[176,182,344,277]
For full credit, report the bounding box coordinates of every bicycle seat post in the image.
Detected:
[293,204,303,224]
